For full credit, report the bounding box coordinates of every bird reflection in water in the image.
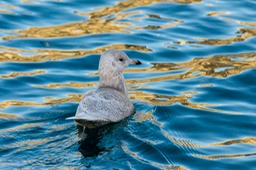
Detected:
[76,122,117,158]
[77,125,104,158]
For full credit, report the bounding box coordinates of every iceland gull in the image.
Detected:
[74,49,141,128]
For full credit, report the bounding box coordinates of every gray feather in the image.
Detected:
[74,49,139,128]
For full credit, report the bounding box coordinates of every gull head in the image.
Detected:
[99,49,141,75]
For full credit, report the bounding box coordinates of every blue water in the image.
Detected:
[0,0,256,169]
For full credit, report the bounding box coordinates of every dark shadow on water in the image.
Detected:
[77,126,101,157]
[77,122,117,158]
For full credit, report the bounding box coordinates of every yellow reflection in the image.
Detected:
[0,90,218,114]
[1,137,50,152]
[0,9,13,14]
[0,123,42,133]
[162,134,256,149]
[0,94,83,109]
[0,70,45,78]
[112,52,255,81]
[189,28,256,45]
[29,52,255,114]
[0,100,43,109]
[36,82,97,89]
[207,11,230,17]
[0,113,18,119]
[0,46,27,52]
[0,4,17,9]
[161,128,256,149]
[125,51,256,80]
[209,137,256,146]
[194,153,256,160]
[139,20,182,30]
[134,111,153,122]
[18,138,49,151]
[44,94,84,104]
[175,15,256,46]
[130,91,217,111]
[82,0,201,19]
[130,91,239,114]
[162,130,201,148]
[0,0,200,40]
[0,4,17,14]
[2,19,131,40]
[0,44,151,63]
[1,52,254,112]
[222,18,256,27]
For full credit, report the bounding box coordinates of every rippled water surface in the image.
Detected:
[0,0,256,169]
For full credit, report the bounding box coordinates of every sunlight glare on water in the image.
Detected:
[0,0,255,169]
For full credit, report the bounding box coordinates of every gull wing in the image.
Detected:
[75,88,133,122]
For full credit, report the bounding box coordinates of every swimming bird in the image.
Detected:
[74,49,141,128]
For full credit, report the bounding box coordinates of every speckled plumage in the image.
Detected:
[75,49,141,128]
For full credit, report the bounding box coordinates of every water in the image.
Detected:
[0,0,255,169]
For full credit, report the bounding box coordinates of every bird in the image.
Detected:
[74,49,141,129]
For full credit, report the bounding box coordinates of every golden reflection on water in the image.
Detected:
[0,94,82,110]
[0,4,17,9]
[36,82,97,89]
[2,19,130,40]
[142,21,182,30]
[0,70,45,78]
[0,1,255,168]
[2,138,50,152]
[222,18,256,27]
[194,153,256,160]
[0,91,221,115]
[0,100,43,109]
[190,28,256,46]
[126,51,255,95]
[0,4,16,14]
[159,125,256,160]
[0,44,151,63]
[0,112,18,119]
[163,135,256,149]
[0,0,201,40]
[162,130,200,148]
[159,119,251,149]
[130,91,218,111]
[0,9,13,14]
[207,11,230,17]
[83,0,201,19]
[158,123,256,156]
[134,111,153,122]
[209,137,256,146]
[44,94,84,105]
[0,123,42,133]
[175,15,256,46]
[1,51,254,113]
[149,115,256,161]
[91,52,256,81]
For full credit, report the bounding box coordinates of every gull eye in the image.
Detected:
[119,58,124,62]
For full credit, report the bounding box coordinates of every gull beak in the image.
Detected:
[129,59,142,65]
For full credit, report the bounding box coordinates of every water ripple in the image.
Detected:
[0,0,255,169]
